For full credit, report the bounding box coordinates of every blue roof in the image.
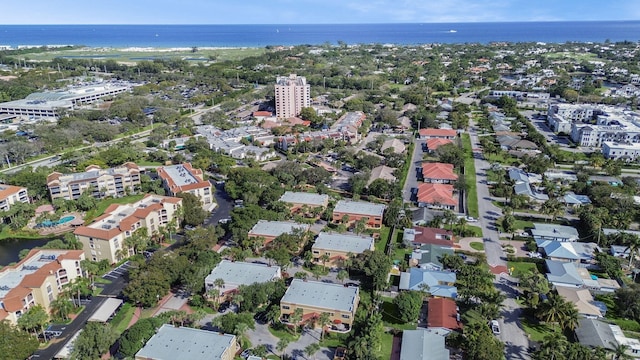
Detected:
[545,260,583,286]
[399,268,457,298]
[563,192,591,205]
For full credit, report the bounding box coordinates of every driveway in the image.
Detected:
[402,137,424,203]
[457,237,485,253]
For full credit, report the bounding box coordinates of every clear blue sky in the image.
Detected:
[2,0,638,24]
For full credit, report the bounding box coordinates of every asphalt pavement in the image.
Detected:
[402,137,423,203]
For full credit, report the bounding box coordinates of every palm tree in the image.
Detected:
[304,343,321,360]
[456,216,467,236]
[537,334,569,360]
[538,293,566,329]
[320,253,330,269]
[213,278,225,298]
[290,308,304,335]
[336,270,348,284]
[276,338,290,360]
[622,233,640,267]
[50,297,74,321]
[610,342,632,360]
[318,312,331,340]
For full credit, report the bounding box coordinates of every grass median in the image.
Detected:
[461,134,479,218]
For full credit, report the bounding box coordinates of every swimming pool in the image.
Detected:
[36,215,76,228]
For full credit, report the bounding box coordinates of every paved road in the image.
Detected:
[203,180,234,227]
[469,121,532,360]
[32,264,133,359]
[402,137,424,203]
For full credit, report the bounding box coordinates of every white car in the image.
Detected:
[490,320,500,335]
[465,216,478,222]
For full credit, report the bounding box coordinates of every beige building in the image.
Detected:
[0,184,29,212]
[280,279,359,332]
[312,232,375,267]
[275,74,311,119]
[74,194,182,263]
[156,163,214,211]
[135,324,238,360]
[47,162,141,200]
[0,249,84,325]
[332,200,386,229]
[278,191,329,215]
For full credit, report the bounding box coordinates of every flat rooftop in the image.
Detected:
[57,164,137,183]
[249,220,308,237]
[281,279,359,313]
[160,164,202,187]
[205,260,280,287]
[334,200,386,217]
[313,232,374,254]
[87,194,174,231]
[135,324,235,360]
[279,191,329,206]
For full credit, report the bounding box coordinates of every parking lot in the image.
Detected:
[101,261,133,280]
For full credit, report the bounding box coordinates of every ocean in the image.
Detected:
[0,22,638,48]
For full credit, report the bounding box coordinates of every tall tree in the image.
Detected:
[0,321,39,360]
[72,322,117,360]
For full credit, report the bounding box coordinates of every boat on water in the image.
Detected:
[449,30,457,33]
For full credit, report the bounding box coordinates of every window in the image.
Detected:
[282,305,290,310]
[341,314,350,319]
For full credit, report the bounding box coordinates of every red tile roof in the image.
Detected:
[416,183,456,206]
[426,138,453,151]
[421,163,458,181]
[419,128,457,138]
[253,111,272,117]
[428,298,461,330]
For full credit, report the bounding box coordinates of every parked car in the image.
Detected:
[465,216,478,222]
[490,320,500,335]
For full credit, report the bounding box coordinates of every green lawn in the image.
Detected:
[461,134,479,218]
[520,317,561,342]
[0,226,49,240]
[376,226,392,253]
[111,303,136,335]
[85,194,146,223]
[507,261,539,277]
[268,326,300,342]
[470,242,485,251]
[463,225,483,237]
[377,332,394,360]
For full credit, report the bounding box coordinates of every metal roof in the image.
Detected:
[249,220,308,237]
[333,200,386,217]
[312,232,374,254]
[135,324,236,360]
[279,191,329,207]
[281,279,359,313]
[88,298,123,322]
[205,261,281,290]
[400,329,449,360]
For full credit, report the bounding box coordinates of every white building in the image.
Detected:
[570,108,640,147]
[602,141,640,161]
[275,74,311,119]
[0,184,29,213]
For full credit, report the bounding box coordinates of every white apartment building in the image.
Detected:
[275,74,311,119]
[571,109,640,147]
[0,184,29,213]
[47,163,141,200]
[156,163,214,211]
[547,104,598,133]
[602,141,640,161]
[74,194,182,263]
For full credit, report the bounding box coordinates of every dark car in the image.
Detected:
[218,302,229,313]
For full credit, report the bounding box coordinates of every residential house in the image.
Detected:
[399,329,449,360]
[497,135,538,151]
[204,260,281,302]
[0,249,84,324]
[280,279,359,332]
[531,223,579,242]
[575,318,617,352]
[555,287,604,318]
[421,163,458,184]
[399,268,457,299]
[74,194,182,263]
[367,165,397,186]
[427,297,462,333]
[425,138,453,153]
[403,226,454,248]
[416,183,456,210]
[587,175,622,186]
[332,200,386,229]
[610,245,631,259]
[381,138,406,154]
[47,162,141,200]
[157,163,214,211]
[545,260,619,292]
[410,244,454,271]
[537,240,599,263]
[134,324,238,360]
[418,128,457,140]
[513,181,549,202]
[562,192,592,207]
[508,168,542,184]
[411,208,446,226]
[247,220,310,246]
[0,184,29,213]
[610,324,640,358]
[311,232,375,267]
[278,191,329,215]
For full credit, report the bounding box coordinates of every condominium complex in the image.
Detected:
[332,200,386,228]
[0,184,29,212]
[547,103,598,133]
[0,249,84,324]
[156,163,214,211]
[280,279,360,332]
[247,220,310,246]
[204,260,281,301]
[47,162,141,200]
[74,194,182,263]
[278,191,329,214]
[135,324,238,360]
[275,74,311,119]
[311,232,375,267]
[602,141,640,160]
